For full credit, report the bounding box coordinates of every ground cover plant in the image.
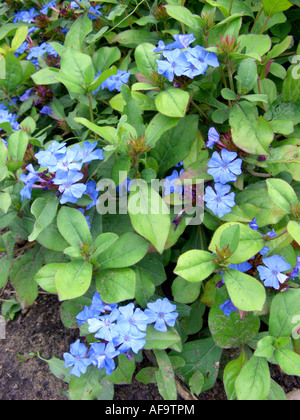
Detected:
[0,0,300,401]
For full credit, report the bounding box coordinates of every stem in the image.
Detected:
[259,15,270,35]
[87,93,95,124]
[247,168,271,178]
[191,100,209,123]
[228,0,234,15]
[226,60,235,92]
[106,0,146,35]
[250,5,264,34]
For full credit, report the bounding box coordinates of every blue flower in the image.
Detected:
[113,324,147,354]
[84,180,99,210]
[100,69,131,92]
[88,342,119,375]
[249,218,259,231]
[76,305,100,326]
[35,140,67,169]
[73,141,104,164]
[203,183,236,218]
[13,8,38,23]
[219,299,238,317]
[185,46,219,74]
[163,169,184,196]
[229,262,252,272]
[154,34,196,53]
[53,171,87,205]
[90,292,118,314]
[117,177,133,197]
[19,88,33,101]
[206,127,220,149]
[144,298,178,332]
[0,108,19,131]
[52,147,82,175]
[88,5,102,20]
[63,339,92,377]
[207,149,243,184]
[14,41,29,57]
[40,106,53,115]
[157,49,189,82]
[20,164,40,201]
[257,255,292,290]
[40,0,57,15]
[88,309,120,342]
[290,256,300,279]
[117,303,149,332]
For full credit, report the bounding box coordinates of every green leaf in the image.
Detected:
[95,268,136,303]
[155,88,190,118]
[237,58,258,94]
[174,338,222,392]
[93,46,121,72]
[128,181,171,254]
[39,355,71,384]
[8,130,29,162]
[134,267,155,308]
[35,263,65,294]
[209,222,264,264]
[209,289,261,348]
[262,0,293,17]
[96,232,149,268]
[121,84,145,137]
[174,250,216,283]
[0,52,22,93]
[109,353,135,385]
[87,66,117,94]
[287,221,300,246]
[254,336,276,360]
[223,351,248,400]
[36,221,69,252]
[144,324,181,350]
[59,48,95,91]
[150,115,198,177]
[171,276,201,304]
[74,117,118,144]
[230,102,274,155]
[11,26,28,52]
[90,232,119,261]
[165,5,202,32]
[267,179,298,214]
[28,197,59,242]
[223,269,266,312]
[64,12,92,50]
[153,350,177,400]
[55,260,93,301]
[31,67,60,85]
[274,348,300,376]
[221,88,237,100]
[9,247,42,308]
[145,114,180,147]
[69,366,106,400]
[111,30,159,48]
[269,289,300,338]
[235,356,271,401]
[135,43,158,79]
[220,224,240,254]
[57,207,92,248]
[0,192,11,214]
[189,370,205,396]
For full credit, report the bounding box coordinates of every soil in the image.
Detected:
[0,291,299,401]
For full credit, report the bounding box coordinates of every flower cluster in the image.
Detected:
[0,104,20,131]
[154,34,219,83]
[92,69,131,94]
[63,293,178,377]
[20,140,104,205]
[204,128,242,218]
